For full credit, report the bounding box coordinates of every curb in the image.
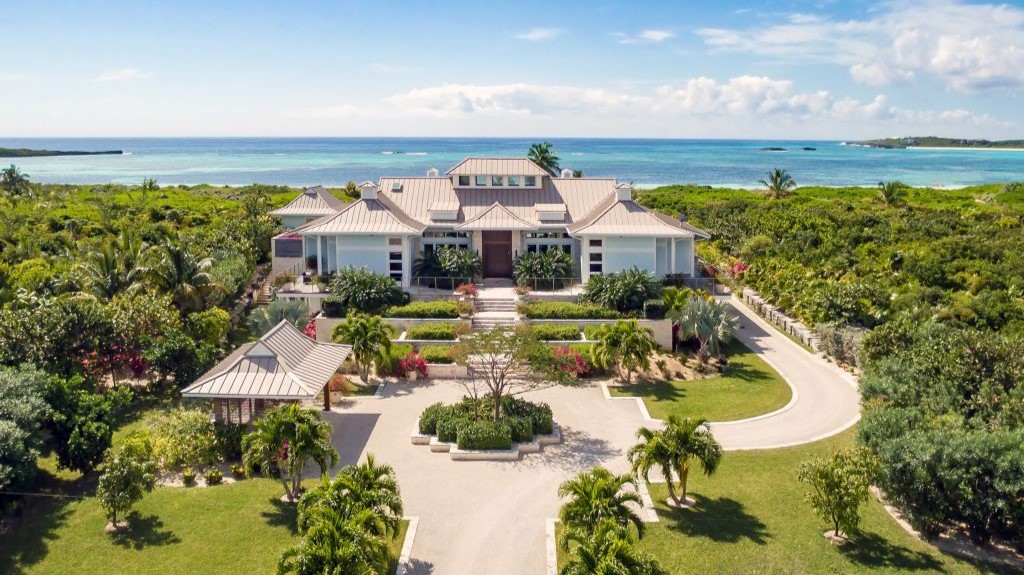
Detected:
[395,516,419,575]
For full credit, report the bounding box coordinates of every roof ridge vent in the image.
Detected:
[426,167,440,177]
[560,168,573,179]
[615,182,633,202]
[359,181,378,200]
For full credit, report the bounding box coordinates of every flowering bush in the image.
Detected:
[732,261,749,276]
[455,283,479,297]
[303,317,317,339]
[328,373,350,392]
[515,284,532,296]
[398,352,428,378]
[552,346,589,378]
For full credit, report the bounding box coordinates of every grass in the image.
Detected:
[609,340,792,422]
[558,430,1021,575]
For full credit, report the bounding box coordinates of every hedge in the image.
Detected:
[530,323,581,341]
[519,301,621,320]
[419,345,455,364]
[375,343,414,377]
[456,420,513,450]
[501,396,554,435]
[385,300,459,319]
[320,297,347,318]
[417,396,552,447]
[643,299,667,320]
[405,322,467,341]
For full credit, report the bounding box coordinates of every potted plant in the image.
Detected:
[515,283,532,301]
[182,467,197,486]
[456,300,473,319]
[310,274,326,292]
[230,463,246,479]
[399,351,428,381]
[455,282,478,300]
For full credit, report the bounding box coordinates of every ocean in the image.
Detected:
[1,137,1021,188]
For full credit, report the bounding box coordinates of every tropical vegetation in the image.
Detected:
[628,415,723,507]
[331,314,394,382]
[242,404,339,502]
[590,320,657,383]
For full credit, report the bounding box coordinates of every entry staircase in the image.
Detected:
[472,279,519,330]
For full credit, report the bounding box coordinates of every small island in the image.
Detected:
[0,148,123,158]
[849,136,1024,150]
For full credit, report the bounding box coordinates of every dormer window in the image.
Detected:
[491,175,503,186]
[475,175,487,186]
[458,175,470,186]
[507,175,520,186]
[524,175,537,187]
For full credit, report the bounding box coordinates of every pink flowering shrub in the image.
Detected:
[398,352,429,378]
[552,346,589,378]
[455,283,479,297]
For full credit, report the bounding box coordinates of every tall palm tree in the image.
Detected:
[671,298,738,364]
[298,454,403,538]
[628,415,723,507]
[759,168,797,199]
[591,320,657,383]
[1,164,30,198]
[79,233,151,299]
[527,142,561,176]
[558,466,645,546]
[331,314,393,382]
[277,506,390,575]
[147,240,223,315]
[242,404,339,502]
[876,180,906,207]
[560,520,666,575]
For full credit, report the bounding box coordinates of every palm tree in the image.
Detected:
[628,415,723,507]
[250,299,311,337]
[661,287,691,315]
[759,168,797,199]
[298,454,403,537]
[79,233,151,299]
[242,404,339,502]
[671,298,738,364]
[147,240,223,315]
[331,314,392,382]
[558,466,645,546]
[560,520,666,575]
[527,142,561,176]
[1,165,30,198]
[277,506,390,575]
[876,180,906,207]
[591,320,657,383]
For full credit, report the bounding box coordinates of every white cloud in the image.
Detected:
[695,0,1024,92]
[513,27,562,41]
[614,29,675,44]
[93,68,153,82]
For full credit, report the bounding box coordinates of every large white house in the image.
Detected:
[270,158,709,287]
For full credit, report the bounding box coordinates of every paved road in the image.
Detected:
[707,296,861,450]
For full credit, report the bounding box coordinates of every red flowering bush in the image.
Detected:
[455,283,479,297]
[328,373,350,392]
[303,317,317,339]
[398,352,429,378]
[552,346,589,378]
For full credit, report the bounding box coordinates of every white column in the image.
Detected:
[318,235,326,274]
[402,236,412,289]
[581,239,590,282]
[669,238,676,274]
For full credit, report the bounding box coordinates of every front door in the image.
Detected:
[482,231,513,278]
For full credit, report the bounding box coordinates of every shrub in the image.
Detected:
[204,469,224,486]
[569,343,607,377]
[501,396,554,435]
[553,345,590,378]
[662,273,688,287]
[456,419,513,450]
[579,266,663,313]
[376,343,413,377]
[643,299,667,320]
[405,322,468,341]
[320,297,346,318]
[456,301,473,317]
[513,250,574,290]
[521,302,620,320]
[506,416,535,443]
[815,322,867,368]
[328,266,404,314]
[419,345,454,364]
[398,352,428,378]
[213,421,245,461]
[230,463,245,479]
[436,413,461,443]
[328,373,350,392]
[531,323,581,341]
[182,467,197,486]
[418,402,446,435]
[385,301,459,319]
[455,283,479,297]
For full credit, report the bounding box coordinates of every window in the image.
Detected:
[589,239,603,247]
[507,175,520,186]
[475,175,487,186]
[588,242,603,275]
[422,230,471,254]
[389,251,403,282]
[491,175,503,186]
[524,175,537,187]
[458,175,470,186]
[388,237,402,246]
[524,231,572,255]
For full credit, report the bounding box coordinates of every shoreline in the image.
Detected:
[907,146,1024,152]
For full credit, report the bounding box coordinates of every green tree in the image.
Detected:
[0,365,50,492]
[45,375,123,474]
[580,267,663,313]
[797,448,877,538]
[759,168,797,199]
[591,320,657,383]
[629,416,723,507]
[560,520,666,575]
[148,407,219,471]
[249,298,311,337]
[558,466,645,545]
[876,180,907,207]
[331,314,393,382]
[97,431,157,529]
[185,307,231,346]
[527,142,561,176]
[1,165,30,198]
[237,185,280,263]
[277,506,390,575]
[78,233,151,299]
[148,240,223,316]
[141,327,216,386]
[298,454,403,537]
[242,404,339,502]
[672,298,738,364]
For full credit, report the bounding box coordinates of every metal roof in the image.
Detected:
[446,158,551,176]
[182,321,352,400]
[270,185,347,217]
[456,202,537,231]
[296,196,425,235]
[567,196,706,237]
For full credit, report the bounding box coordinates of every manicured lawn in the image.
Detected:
[609,340,792,422]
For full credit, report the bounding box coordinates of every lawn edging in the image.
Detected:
[394,516,420,575]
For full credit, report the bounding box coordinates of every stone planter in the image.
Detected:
[407,371,418,382]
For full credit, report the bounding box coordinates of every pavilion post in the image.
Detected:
[323,384,331,411]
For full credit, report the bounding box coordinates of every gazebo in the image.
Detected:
[182,320,352,423]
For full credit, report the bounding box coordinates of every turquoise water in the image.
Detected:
[1,137,1021,188]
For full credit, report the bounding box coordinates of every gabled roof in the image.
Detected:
[568,194,710,238]
[295,195,425,235]
[182,321,351,400]
[446,158,551,177]
[270,185,346,217]
[456,202,537,231]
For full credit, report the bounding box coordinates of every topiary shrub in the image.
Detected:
[530,323,581,341]
[521,302,621,320]
[405,322,468,341]
[436,413,461,443]
[501,396,554,435]
[456,420,513,450]
[385,301,459,319]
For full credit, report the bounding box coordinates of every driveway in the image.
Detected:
[324,380,650,575]
[706,296,861,450]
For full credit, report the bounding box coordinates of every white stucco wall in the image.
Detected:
[602,237,656,274]
[673,237,694,275]
[279,215,307,229]
[338,235,389,274]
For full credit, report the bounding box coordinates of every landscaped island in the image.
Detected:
[849,136,1024,149]
[0,147,123,157]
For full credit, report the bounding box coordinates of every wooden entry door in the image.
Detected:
[482,231,514,278]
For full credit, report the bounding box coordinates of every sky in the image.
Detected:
[2,0,1023,139]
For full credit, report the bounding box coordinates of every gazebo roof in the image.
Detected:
[182,321,351,400]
